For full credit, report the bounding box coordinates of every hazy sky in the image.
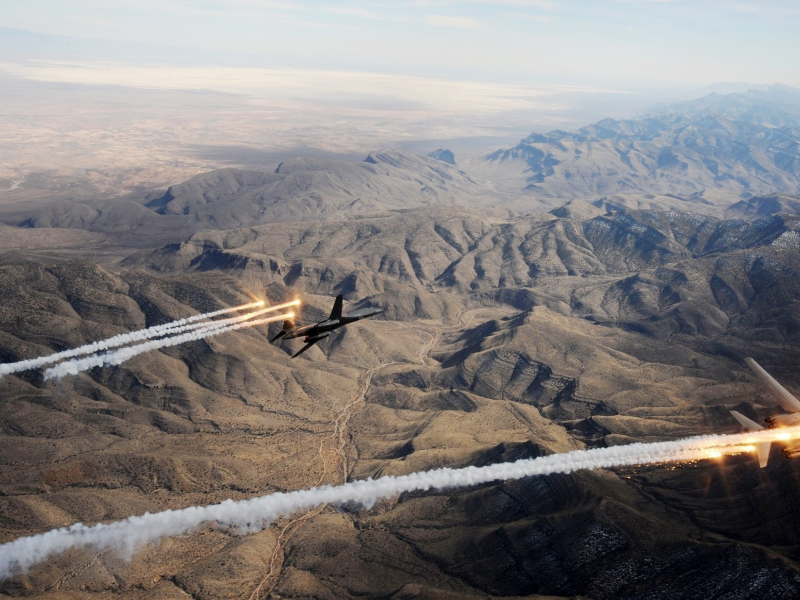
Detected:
[2,0,799,88]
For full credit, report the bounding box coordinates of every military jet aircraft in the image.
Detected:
[270,294,383,358]
[730,357,800,467]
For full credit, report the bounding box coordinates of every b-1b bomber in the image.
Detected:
[731,358,800,467]
[270,294,383,358]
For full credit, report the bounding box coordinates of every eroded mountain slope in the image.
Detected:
[3,202,800,598]
[0,152,500,251]
[480,89,800,206]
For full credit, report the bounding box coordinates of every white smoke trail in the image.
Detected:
[1,427,794,579]
[43,311,294,380]
[0,300,267,378]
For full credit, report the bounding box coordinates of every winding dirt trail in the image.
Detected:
[247,326,437,599]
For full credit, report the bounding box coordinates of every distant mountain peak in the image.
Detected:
[428,149,456,165]
[647,83,800,127]
[726,193,800,220]
[549,199,605,220]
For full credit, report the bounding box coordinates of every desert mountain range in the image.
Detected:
[480,84,800,209]
[2,86,800,599]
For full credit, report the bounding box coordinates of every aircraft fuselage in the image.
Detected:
[283,308,384,341]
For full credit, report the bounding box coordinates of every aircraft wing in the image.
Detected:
[292,339,319,358]
[745,358,800,413]
[291,332,331,358]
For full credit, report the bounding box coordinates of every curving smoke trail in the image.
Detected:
[43,311,294,380]
[1,427,792,579]
[0,300,268,379]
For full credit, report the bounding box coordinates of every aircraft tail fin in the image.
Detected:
[270,319,295,343]
[756,442,772,469]
[730,410,771,468]
[329,295,343,320]
[745,357,800,413]
[730,410,764,432]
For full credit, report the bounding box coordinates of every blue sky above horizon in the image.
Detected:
[2,0,799,88]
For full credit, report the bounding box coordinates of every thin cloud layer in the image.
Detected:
[2,0,797,86]
[423,14,487,29]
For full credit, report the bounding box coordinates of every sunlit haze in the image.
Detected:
[2,0,799,86]
[2,0,798,189]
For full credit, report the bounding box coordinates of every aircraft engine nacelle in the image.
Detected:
[784,444,800,460]
[766,413,800,428]
[305,332,331,343]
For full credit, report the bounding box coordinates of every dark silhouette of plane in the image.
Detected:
[270,294,383,358]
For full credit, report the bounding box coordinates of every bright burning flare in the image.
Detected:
[262,300,301,314]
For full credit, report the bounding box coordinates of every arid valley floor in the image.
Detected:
[2,82,800,599]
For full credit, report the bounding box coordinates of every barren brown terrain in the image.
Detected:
[2,169,800,598]
[2,81,800,599]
